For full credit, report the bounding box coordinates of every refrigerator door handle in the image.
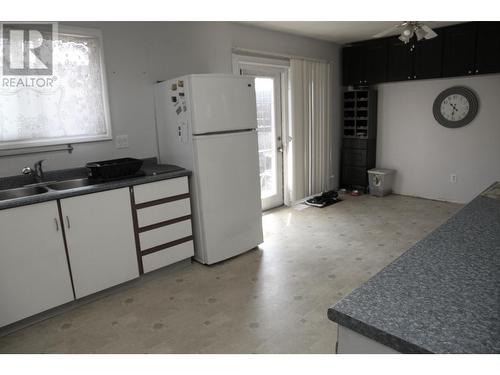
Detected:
[192,128,256,137]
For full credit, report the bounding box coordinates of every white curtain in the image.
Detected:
[0,32,109,144]
[289,58,333,203]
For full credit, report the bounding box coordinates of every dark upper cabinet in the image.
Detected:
[342,40,387,85]
[475,22,500,74]
[341,22,500,86]
[413,34,443,80]
[343,44,367,85]
[342,45,361,86]
[386,34,442,82]
[364,40,388,84]
[342,46,358,86]
[442,23,477,77]
[350,46,364,84]
[342,47,352,86]
[386,38,413,82]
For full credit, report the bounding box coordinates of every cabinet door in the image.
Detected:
[348,45,365,85]
[342,46,355,86]
[364,40,388,84]
[0,202,74,327]
[61,188,139,299]
[342,148,367,167]
[341,165,368,187]
[475,22,500,74]
[442,23,477,77]
[386,38,413,82]
[413,34,443,80]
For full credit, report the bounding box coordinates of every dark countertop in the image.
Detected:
[0,158,191,211]
[328,182,500,354]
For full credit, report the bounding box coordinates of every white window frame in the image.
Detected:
[0,25,112,151]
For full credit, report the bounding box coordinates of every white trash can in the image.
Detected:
[368,168,396,197]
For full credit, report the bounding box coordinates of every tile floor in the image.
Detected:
[0,194,461,353]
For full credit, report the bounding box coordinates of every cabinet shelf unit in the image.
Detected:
[342,90,377,139]
[341,89,377,190]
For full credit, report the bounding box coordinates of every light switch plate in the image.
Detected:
[115,135,129,149]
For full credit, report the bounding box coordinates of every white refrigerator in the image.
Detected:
[154,74,263,265]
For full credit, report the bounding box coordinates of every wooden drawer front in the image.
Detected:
[137,198,191,228]
[134,176,188,204]
[142,241,194,273]
[139,220,192,251]
[343,148,367,166]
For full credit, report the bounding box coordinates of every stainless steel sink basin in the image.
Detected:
[0,186,49,201]
[47,178,95,190]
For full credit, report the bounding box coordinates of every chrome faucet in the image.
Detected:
[22,160,45,182]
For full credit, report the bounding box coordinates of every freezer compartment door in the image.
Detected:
[189,75,257,134]
[193,130,263,264]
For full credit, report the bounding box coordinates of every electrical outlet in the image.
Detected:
[450,174,457,183]
[115,135,129,149]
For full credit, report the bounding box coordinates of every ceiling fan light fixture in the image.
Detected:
[422,26,438,40]
[415,27,426,41]
[402,27,413,37]
[399,33,411,44]
[398,25,414,43]
[373,21,438,44]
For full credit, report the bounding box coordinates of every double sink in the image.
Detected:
[0,178,95,202]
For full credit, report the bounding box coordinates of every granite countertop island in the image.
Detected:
[328,182,500,354]
[0,158,191,211]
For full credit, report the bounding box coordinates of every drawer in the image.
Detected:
[343,148,367,166]
[139,219,192,251]
[142,240,194,273]
[134,176,189,204]
[137,198,191,228]
[343,138,369,150]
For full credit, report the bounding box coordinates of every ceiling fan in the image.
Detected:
[373,22,438,44]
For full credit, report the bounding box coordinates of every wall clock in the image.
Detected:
[432,86,479,128]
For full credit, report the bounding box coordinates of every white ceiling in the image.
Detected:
[245,21,461,44]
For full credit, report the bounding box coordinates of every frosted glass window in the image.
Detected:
[0,26,111,150]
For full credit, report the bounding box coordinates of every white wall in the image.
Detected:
[376,74,500,203]
[0,22,341,188]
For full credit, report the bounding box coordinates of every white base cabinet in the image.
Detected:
[61,188,139,299]
[0,202,74,327]
[336,325,399,354]
[0,177,193,328]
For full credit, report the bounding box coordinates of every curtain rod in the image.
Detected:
[231,47,333,64]
[0,144,74,158]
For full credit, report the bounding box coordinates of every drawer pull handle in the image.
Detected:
[66,215,71,229]
[54,218,59,231]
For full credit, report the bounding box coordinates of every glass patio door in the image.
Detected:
[239,66,284,210]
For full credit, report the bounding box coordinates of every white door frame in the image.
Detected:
[232,54,290,210]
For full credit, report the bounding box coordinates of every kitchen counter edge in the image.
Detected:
[0,169,191,211]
